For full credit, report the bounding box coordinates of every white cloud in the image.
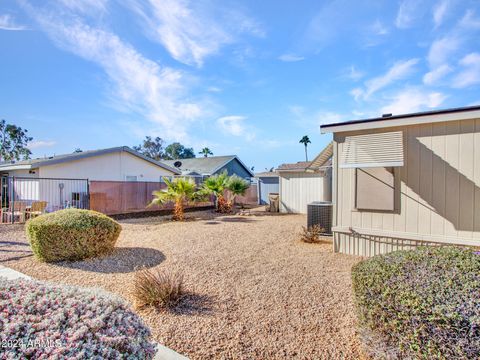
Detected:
[346,66,364,81]
[371,20,388,36]
[58,0,108,15]
[381,88,447,115]
[350,88,363,101]
[127,0,263,67]
[28,140,56,149]
[433,0,449,28]
[278,54,305,62]
[354,58,419,100]
[453,52,480,88]
[423,64,453,85]
[395,0,422,29]
[207,86,222,93]
[23,2,206,141]
[217,115,255,141]
[0,14,26,31]
[460,9,480,29]
[427,35,460,67]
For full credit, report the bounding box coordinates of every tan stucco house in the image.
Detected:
[321,105,480,256]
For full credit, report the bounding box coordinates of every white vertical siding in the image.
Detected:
[333,118,480,256]
[279,171,331,214]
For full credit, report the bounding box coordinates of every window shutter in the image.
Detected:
[340,131,404,168]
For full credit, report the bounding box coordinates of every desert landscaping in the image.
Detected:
[0,209,362,359]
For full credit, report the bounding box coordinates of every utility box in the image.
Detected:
[268,193,279,212]
[307,202,333,235]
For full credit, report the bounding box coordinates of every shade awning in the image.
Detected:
[340,131,404,168]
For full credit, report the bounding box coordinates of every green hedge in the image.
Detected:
[351,246,480,359]
[26,209,121,262]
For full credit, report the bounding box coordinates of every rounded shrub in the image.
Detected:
[351,246,480,359]
[26,208,121,262]
[0,278,156,359]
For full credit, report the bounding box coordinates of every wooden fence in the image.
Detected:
[89,181,212,215]
[89,181,258,216]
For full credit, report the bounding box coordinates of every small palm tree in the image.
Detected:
[199,147,213,157]
[201,171,229,210]
[299,135,311,161]
[226,175,250,204]
[150,177,197,221]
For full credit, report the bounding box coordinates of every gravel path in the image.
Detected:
[1,209,363,359]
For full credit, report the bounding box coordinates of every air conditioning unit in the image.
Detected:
[307,202,333,235]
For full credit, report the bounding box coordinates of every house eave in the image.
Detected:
[321,107,480,133]
[0,164,33,171]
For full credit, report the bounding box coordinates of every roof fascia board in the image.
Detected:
[321,109,480,133]
[0,164,32,171]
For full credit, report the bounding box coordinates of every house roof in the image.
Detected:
[276,161,312,172]
[255,171,279,178]
[320,105,480,133]
[162,155,254,177]
[0,146,181,174]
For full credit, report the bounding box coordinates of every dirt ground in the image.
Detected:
[0,209,363,359]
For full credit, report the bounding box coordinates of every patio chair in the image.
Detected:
[2,201,28,223]
[28,201,48,218]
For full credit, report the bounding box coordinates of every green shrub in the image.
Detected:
[351,246,480,359]
[26,208,121,262]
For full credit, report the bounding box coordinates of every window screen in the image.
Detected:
[125,175,137,182]
[355,167,395,211]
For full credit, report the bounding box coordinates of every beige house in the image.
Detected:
[321,105,480,256]
[277,142,332,214]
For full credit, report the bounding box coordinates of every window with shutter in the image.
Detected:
[340,131,404,168]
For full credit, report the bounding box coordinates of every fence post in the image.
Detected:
[11,176,15,224]
[86,179,90,210]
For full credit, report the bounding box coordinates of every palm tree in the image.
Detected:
[201,171,229,210]
[299,135,311,161]
[199,147,213,157]
[150,177,197,221]
[201,172,250,212]
[226,175,250,204]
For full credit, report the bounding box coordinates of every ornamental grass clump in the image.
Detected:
[26,208,121,262]
[132,268,184,310]
[0,278,156,359]
[299,225,325,243]
[351,246,480,359]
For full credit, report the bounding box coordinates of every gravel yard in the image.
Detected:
[0,209,363,359]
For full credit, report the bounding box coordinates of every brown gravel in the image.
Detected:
[1,209,363,359]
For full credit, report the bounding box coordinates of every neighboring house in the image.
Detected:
[277,142,332,213]
[0,146,180,181]
[321,105,480,257]
[163,155,254,180]
[0,146,180,214]
[255,172,279,205]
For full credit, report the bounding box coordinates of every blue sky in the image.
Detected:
[1,0,480,171]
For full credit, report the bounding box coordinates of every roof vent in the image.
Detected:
[382,113,392,118]
[173,161,182,168]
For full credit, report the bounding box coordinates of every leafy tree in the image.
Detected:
[133,136,165,160]
[299,135,311,162]
[0,119,32,162]
[199,147,213,157]
[164,142,195,160]
[150,177,198,221]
